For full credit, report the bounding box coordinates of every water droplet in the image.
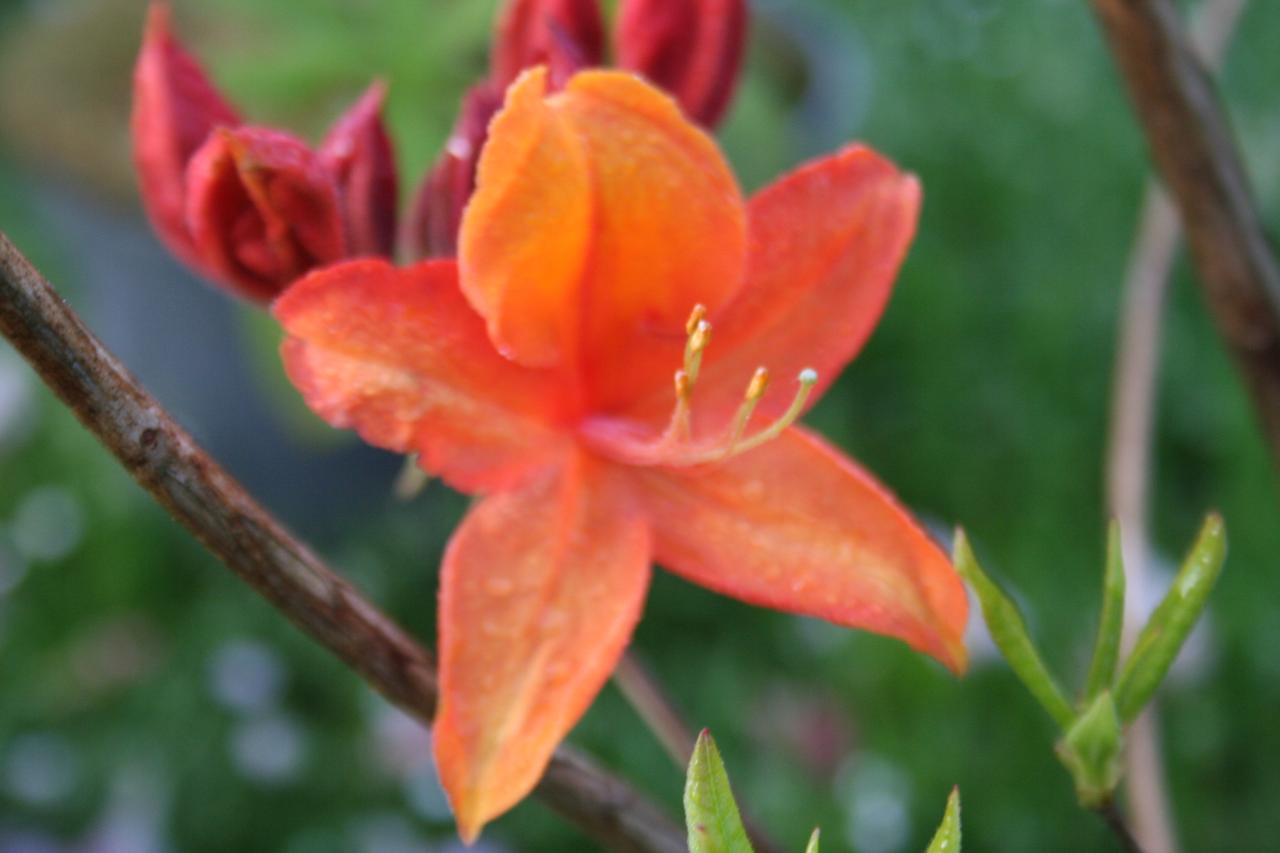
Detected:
[484,577,514,596]
[540,608,567,632]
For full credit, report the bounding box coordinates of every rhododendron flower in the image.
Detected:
[407,0,746,258]
[132,3,396,302]
[276,68,967,840]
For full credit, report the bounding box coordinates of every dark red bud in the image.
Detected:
[185,127,347,303]
[616,0,747,126]
[132,1,241,267]
[492,0,605,89]
[405,85,502,260]
[318,81,399,258]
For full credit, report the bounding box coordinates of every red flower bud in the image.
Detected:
[131,2,240,268]
[405,85,502,260]
[615,0,747,126]
[185,128,347,303]
[319,81,399,258]
[492,0,605,89]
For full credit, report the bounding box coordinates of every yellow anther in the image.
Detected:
[684,319,711,385]
[745,367,770,402]
[664,369,694,441]
[715,367,819,462]
[688,320,711,354]
[685,303,708,336]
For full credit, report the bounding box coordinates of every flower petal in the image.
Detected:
[131,1,240,267]
[318,81,399,258]
[459,68,746,373]
[274,258,566,493]
[630,427,967,672]
[591,144,921,449]
[186,126,347,302]
[434,456,651,841]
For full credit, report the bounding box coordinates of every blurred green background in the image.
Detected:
[1,0,1278,850]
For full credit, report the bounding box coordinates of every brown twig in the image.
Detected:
[1102,2,1248,851]
[1088,0,1280,469]
[1096,800,1147,853]
[0,231,685,853]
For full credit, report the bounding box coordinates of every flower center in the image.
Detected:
[652,304,818,465]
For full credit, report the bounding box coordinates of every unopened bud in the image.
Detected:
[615,0,747,127]
[185,127,347,303]
[493,0,605,90]
[318,81,399,258]
[406,85,502,259]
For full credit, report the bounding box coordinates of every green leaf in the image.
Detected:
[1083,520,1126,701]
[1114,513,1227,721]
[1055,690,1123,807]
[804,828,821,853]
[953,530,1075,728]
[685,730,754,853]
[925,787,961,853]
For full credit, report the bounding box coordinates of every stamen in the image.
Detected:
[724,367,770,453]
[684,319,711,384]
[685,303,708,336]
[720,368,818,458]
[664,369,693,440]
[640,304,819,466]
[653,367,820,466]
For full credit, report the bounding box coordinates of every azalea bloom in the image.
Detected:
[407,0,746,257]
[132,3,396,302]
[276,68,968,840]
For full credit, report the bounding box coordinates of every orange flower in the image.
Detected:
[275,68,967,841]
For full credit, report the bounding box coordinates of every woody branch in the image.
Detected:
[0,231,685,853]
[1088,0,1280,469]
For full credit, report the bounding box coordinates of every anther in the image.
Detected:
[664,369,694,440]
[683,319,711,385]
[725,367,770,454]
[717,367,819,461]
[685,303,708,336]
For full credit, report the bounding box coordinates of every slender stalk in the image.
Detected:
[614,652,699,767]
[1101,3,1248,851]
[613,652,787,853]
[0,231,685,853]
[1089,0,1280,469]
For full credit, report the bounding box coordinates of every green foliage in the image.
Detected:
[953,531,1074,729]
[962,515,1226,811]
[925,788,962,853]
[685,731,754,853]
[1083,522,1127,702]
[1115,514,1227,722]
[1055,692,1123,809]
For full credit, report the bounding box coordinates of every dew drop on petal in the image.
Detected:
[484,576,514,596]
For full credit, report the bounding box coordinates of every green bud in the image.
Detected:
[953,530,1074,728]
[925,787,962,853]
[1055,690,1124,808]
[1083,520,1126,701]
[1114,513,1226,722]
[685,730,753,853]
